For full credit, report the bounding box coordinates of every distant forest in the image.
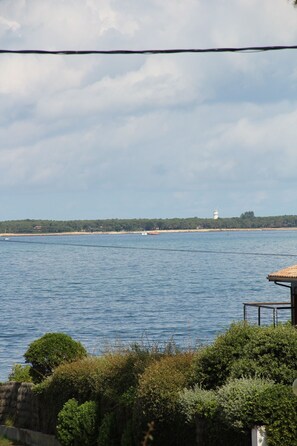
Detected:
[1,212,297,234]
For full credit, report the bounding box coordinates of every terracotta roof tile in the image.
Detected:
[267,264,297,282]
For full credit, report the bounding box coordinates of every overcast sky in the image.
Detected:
[1,0,297,220]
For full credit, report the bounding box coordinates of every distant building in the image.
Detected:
[213,210,219,220]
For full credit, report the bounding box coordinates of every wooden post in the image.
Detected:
[291,283,297,326]
[251,426,266,446]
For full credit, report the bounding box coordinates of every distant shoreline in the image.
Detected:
[1,227,297,237]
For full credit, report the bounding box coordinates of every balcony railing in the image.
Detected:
[243,301,293,326]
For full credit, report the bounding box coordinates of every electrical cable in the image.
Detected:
[2,237,297,258]
[1,45,297,56]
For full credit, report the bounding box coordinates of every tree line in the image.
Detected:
[1,213,297,233]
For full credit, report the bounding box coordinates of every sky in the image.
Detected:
[1,0,297,220]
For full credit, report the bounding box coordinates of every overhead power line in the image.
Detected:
[3,237,297,258]
[1,45,297,56]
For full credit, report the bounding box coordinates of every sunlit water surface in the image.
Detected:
[1,230,296,380]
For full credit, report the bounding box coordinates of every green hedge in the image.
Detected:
[136,352,196,445]
[261,384,297,446]
[34,356,106,434]
[229,324,297,384]
[56,399,98,446]
[192,322,256,389]
[179,378,297,446]
[25,326,297,445]
[24,333,87,383]
[8,364,32,383]
[192,322,297,389]
[36,345,165,441]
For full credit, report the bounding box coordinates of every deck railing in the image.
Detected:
[243,301,293,326]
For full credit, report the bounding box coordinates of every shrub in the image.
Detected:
[179,386,218,423]
[24,333,87,383]
[137,352,195,422]
[192,322,256,389]
[35,346,161,438]
[216,379,297,446]
[34,356,106,433]
[0,437,15,446]
[97,412,117,446]
[95,344,163,408]
[192,322,297,389]
[56,398,98,446]
[136,352,196,445]
[229,324,297,384]
[217,377,274,432]
[92,344,164,445]
[261,384,297,446]
[8,364,32,382]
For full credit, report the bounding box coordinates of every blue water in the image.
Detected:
[0,230,296,381]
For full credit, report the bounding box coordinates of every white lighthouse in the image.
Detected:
[213,209,219,220]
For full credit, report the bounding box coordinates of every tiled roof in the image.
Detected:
[267,264,297,282]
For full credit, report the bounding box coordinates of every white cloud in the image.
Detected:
[1,0,297,218]
[0,15,20,33]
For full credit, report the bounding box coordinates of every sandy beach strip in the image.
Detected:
[1,227,297,237]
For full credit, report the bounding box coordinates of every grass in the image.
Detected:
[0,438,13,446]
[0,436,22,446]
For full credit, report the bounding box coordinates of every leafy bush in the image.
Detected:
[0,436,15,446]
[217,377,274,432]
[261,384,297,446]
[34,356,106,434]
[91,344,165,445]
[192,322,297,389]
[36,346,162,439]
[96,343,164,407]
[97,412,117,446]
[137,352,195,421]
[56,398,98,446]
[192,322,256,389]
[136,352,196,445]
[8,364,32,382]
[179,385,218,423]
[229,324,297,384]
[215,379,297,446]
[24,333,87,383]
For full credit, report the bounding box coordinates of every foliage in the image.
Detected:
[97,412,117,446]
[93,342,172,445]
[4,417,14,427]
[216,379,297,446]
[0,437,15,446]
[24,332,87,383]
[4,214,297,234]
[192,322,297,389]
[35,344,164,441]
[56,398,98,446]
[8,364,32,382]
[217,377,274,431]
[240,211,255,219]
[18,328,297,445]
[192,322,256,389]
[136,352,196,445]
[137,352,195,421]
[178,385,218,423]
[229,324,297,384]
[120,420,135,446]
[261,384,297,446]
[34,356,106,433]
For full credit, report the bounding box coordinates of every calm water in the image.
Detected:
[1,230,296,381]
